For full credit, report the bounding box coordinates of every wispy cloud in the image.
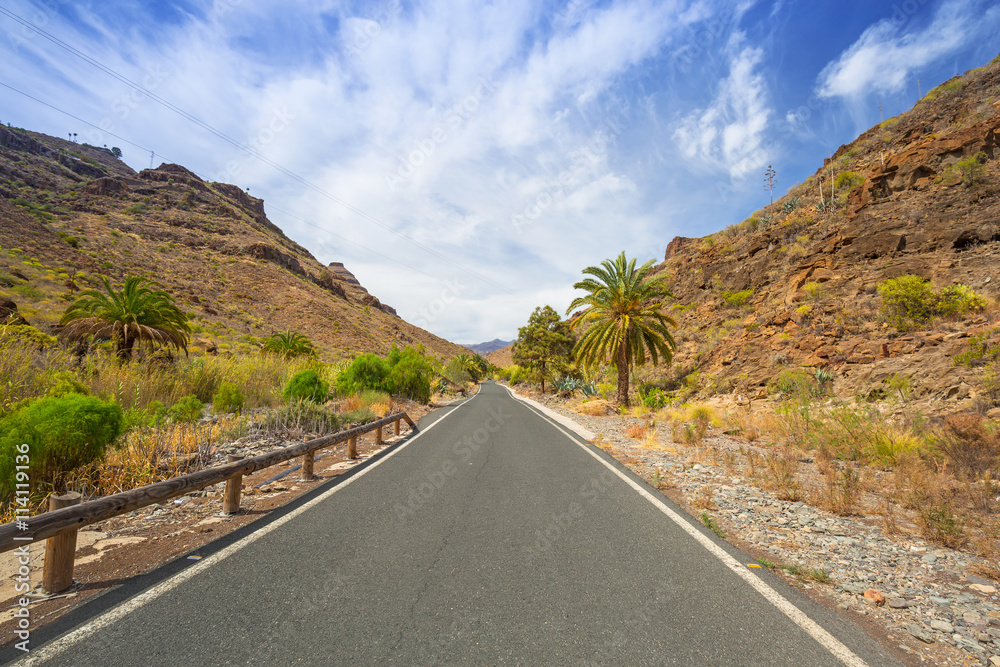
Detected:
[672,35,772,180]
[816,0,977,100]
[2,0,996,343]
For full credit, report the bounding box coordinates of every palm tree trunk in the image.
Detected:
[117,331,136,363]
[616,344,629,407]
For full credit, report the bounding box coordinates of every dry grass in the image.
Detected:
[625,424,649,439]
[692,485,716,509]
[575,399,613,416]
[0,326,323,414]
[762,448,803,501]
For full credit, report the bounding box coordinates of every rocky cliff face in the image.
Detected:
[0,126,459,358]
[652,57,1000,410]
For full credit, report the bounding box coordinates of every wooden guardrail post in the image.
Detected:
[375,424,382,446]
[301,450,315,481]
[394,418,401,436]
[223,455,242,515]
[42,492,81,593]
[348,435,357,459]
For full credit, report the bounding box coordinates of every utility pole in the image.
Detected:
[149,150,154,169]
[917,78,922,100]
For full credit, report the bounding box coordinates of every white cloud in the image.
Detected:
[816,0,975,100]
[0,0,773,342]
[672,37,771,180]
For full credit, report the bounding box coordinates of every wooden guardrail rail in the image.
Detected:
[0,411,417,592]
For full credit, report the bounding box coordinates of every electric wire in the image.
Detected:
[0,79,462,296]
[0,5,512,294]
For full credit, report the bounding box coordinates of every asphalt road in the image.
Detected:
[10,382,902,666]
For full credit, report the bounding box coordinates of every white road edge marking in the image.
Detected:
[504,385,870,667]
[18,397,475,666]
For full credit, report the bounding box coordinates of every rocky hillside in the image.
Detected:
[651,55,1000,410]
[0,126,464,359]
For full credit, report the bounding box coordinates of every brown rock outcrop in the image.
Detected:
[0,300,29,326]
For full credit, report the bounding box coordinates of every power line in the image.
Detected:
[0,79,463,292]
[0,5,512,295]
[0,80,153,155]
[263,203,447,283]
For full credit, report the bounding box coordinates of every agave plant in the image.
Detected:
[59,276,190,362]
[782,197,800,213]
[261,330,318,358]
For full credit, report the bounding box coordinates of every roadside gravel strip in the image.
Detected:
[504,386,872,667]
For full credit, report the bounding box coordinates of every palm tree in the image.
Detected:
[452,353,481,381]
[261,330,317,358]
[566,252,677,407]
[59,276,191,362]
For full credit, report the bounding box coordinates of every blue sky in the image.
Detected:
[1,0,998,344]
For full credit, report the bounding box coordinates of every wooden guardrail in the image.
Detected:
[0,411,417,592]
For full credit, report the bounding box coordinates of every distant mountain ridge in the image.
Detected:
[464,339,513,355]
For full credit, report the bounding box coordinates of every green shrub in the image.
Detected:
[954,151,986,186]
[213,382,245,414]
[284,370,329,403]
[2,325,58,349]
[336,354,390,395]
[0,394,122,501]
[936,284,986,317]
[45,371,89,398]
[720,289,753,308]
[121,406,156,433]
[769,369,828,399]
[879,276,987,330]
[834,172,864,191]
[442,356,472,384]
[386,345,435,403]
[878,275,936,330]
[641,388,668,409]
[341,406,376,425]
[168,394,204,422]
